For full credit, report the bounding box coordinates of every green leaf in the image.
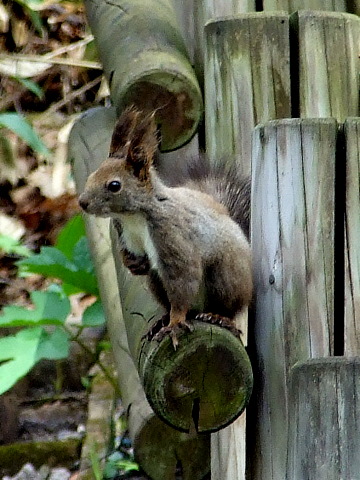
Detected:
[0,291,70,327]
[72,237,95,273]
[56,215,86,259]
[89,446,103,480]
[0,327,43,394]
[13,77,44,99]
[0,113,49,156]
[13,0,46,8]
[26,7,44,35]
[36,327,69,361]
[0,135,15,167]
[0,326,70,395]
[0,234,32,257]
[114,460,140,473]
[17,246,99,295]
[82,300,106,327]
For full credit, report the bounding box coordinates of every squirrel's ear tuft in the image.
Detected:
[109,106,160,182]
[127,110,160,181]
[109,106,141,158]
[129,111,159,160]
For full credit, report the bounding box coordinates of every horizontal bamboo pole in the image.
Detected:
[69,106,210,479]
[84,0,203,151]
[138,318,252,433]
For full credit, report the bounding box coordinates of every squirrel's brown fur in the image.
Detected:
[79,107,252,347]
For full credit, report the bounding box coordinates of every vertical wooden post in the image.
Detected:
[345,118,360,356]
[287,358,360,480]
[352,0,360,14]
[205,13,291,174]
[191,0,256,87]
[205,13,290,478]
[293,11,360,121]
[263,0,349,11]
[250,118,337,479]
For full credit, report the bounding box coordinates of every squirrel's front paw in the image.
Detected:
[195,313,242,338]
[122,249,150,275]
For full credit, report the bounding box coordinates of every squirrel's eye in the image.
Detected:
[107,180,121,193]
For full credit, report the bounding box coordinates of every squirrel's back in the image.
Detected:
[157,155,251,239]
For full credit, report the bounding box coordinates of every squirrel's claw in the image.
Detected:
[143,315,193,350]
[142,314,170,341]
[195,313,242,338]
[153,322,193,350]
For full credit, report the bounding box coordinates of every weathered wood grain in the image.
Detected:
[84,0,203,151]
[173,0,196,62]
[211,413,247,479]
[205,13,291,174]
[352,0,360,14]
[69,107,210,480]
[263,0,348,11]
[204,14,293,478]
[210,309,249,479]
[138,320,253,433]
[293,11,360,121]
[191,0,256,83]
[204,0,256,16]
[344,118,360,356]
[249,118,337,479]
[203,14,291,478]
[287,357,360,479]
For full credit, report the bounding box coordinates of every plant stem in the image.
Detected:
[62,325,122,397]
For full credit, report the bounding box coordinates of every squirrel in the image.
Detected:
[78,107,252,348]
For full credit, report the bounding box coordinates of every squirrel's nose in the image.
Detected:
[79,196,89,210]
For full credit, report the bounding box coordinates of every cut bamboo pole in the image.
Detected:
[69,106,210,480]
[204,13,292,479]
[287,357,360,479]
[205,13,291,174]
[293,11,360,121]
[84,0,203,151]
[250,118,337,479]
[345,118,360,356]
[263,0,348,11]
[192,0,256,84]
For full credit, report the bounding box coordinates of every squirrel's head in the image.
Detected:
[79,106,160,217]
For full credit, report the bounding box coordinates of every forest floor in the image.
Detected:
[0,2,149,479]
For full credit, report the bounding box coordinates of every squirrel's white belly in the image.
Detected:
[119,213,159,269]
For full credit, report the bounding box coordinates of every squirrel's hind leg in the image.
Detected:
[146,307,192,349]
[195,312,242,338]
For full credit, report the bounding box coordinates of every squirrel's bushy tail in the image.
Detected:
[158,154,251,239]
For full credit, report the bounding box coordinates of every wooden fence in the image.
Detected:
[69,0,360,479]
